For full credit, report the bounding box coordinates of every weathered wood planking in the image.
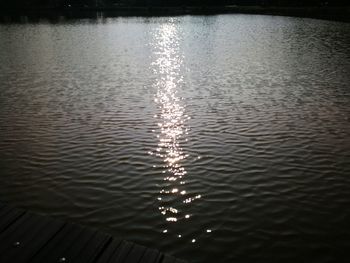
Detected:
[0,203,187,263]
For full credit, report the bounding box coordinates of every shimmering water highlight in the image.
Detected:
[0,15,350,263]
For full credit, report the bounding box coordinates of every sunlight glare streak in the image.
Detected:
[150,21,204,241]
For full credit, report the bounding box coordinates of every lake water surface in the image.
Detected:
[0,14,350,263]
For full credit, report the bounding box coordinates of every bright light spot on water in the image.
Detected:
[192,239,196,243]
[163,229,168,233]
[207,229,212,233]
[169,207,178,213]
[151,20,203,235]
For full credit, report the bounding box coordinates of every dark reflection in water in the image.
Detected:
[0,15,350,263]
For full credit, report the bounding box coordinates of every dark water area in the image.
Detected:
[0,15,350,263]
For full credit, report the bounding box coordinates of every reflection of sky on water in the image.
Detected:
[149,20,203,240]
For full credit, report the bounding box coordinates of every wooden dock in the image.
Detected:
[0,203,186,263]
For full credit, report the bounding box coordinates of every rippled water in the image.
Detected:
[1,14,350,263]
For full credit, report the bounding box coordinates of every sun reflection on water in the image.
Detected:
[149,20,202,239]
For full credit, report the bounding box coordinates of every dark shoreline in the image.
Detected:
[0,5,349,23]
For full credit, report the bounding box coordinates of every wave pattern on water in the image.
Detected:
[149,20,205,242]
[0,15,350,263]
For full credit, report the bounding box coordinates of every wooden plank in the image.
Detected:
[0,204,20,219]
[0,205,11,217]
[95,238,123,263]
[0,208,26,234]
[0,212,35,252]
[30,222,86,263]
[67,229,111,263]
[161,255,176,263]
[139,248,162,263]
[0,203,187,263]
[0,213,47,253]
[0,204,9,218]
[51,226,97,261]
[123,243,147,263]
[78,232,112,263]
[0,213,65,263]
[108,240,134,263]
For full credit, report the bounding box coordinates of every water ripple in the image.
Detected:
[0,15,350,263]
